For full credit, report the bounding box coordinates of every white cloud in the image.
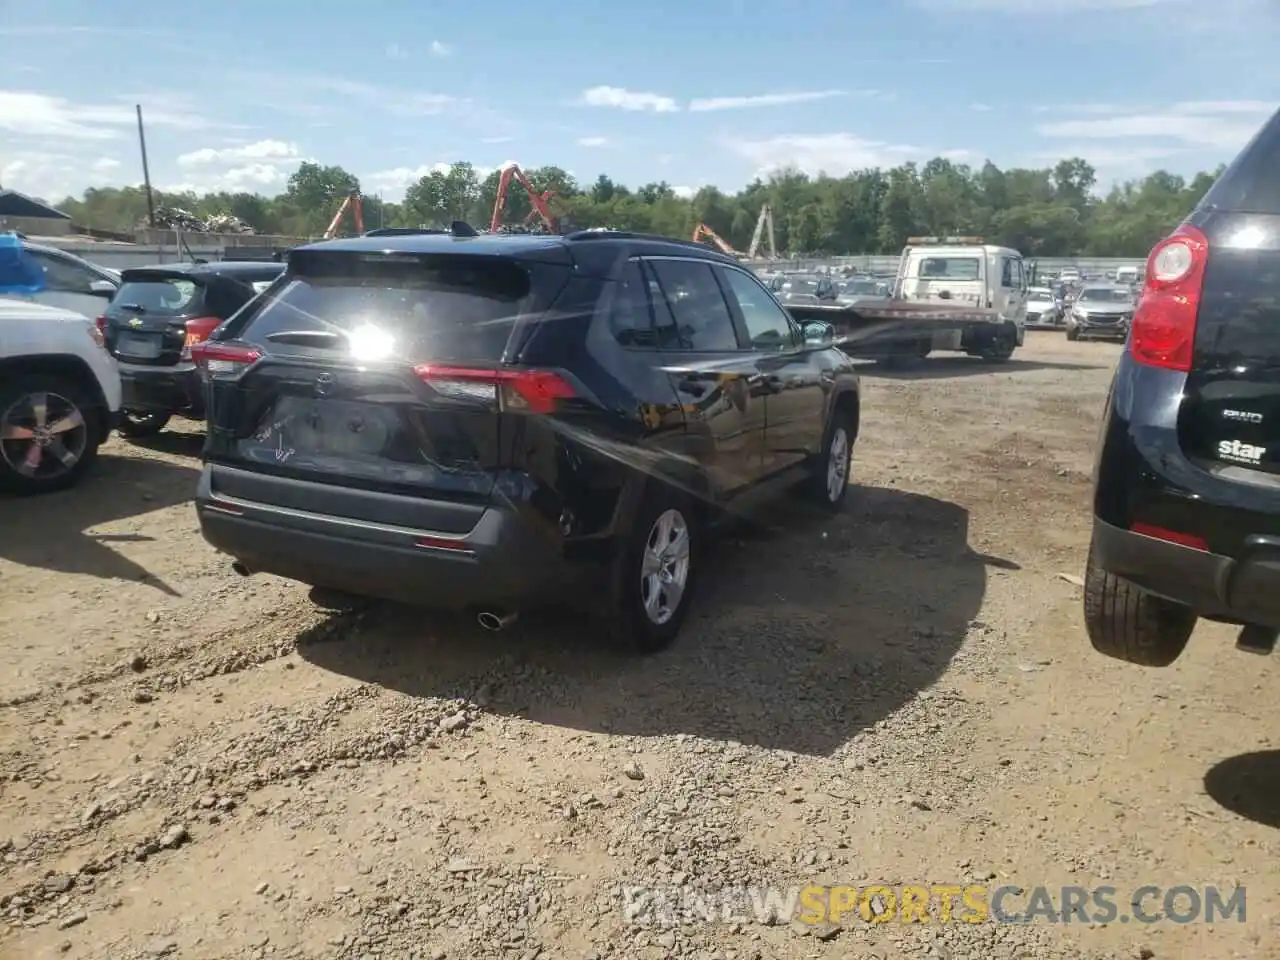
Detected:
[363,163,497,201]
[160,163,293,195]
[578,86,679,113]
[1035,101,1273,149]
[688,90,852,112]
[577,136,609,148]
[0,90,215,141]
[386,42,409,60]
[481,136,514,144]
[177,139,301,167]
[672,185,698,199]
[725,133,924,178]
[940,148,979,162]
[364,163,453,196]
[970,103,993,112]
[232,72,461,119]
[431,40,452,57]
[2,150,129,202]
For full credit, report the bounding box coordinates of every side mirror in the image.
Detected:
[89,279,117,296]
[801,320,834,345]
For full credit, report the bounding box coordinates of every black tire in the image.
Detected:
[1066,326,1080,342]
[978,324,1017,361]
[118,411,172,438]
[1083,543,1196,666]
[802,404,855,512]
[604,484,700,655]
[0,375,103,495]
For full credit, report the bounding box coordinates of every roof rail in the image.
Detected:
[564,229,739,257]
[906,236,986,245]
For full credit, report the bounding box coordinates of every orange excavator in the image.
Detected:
[490,163,564,233]
[323,191,365,239]
[692,222,741,257]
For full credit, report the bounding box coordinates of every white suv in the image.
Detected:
[0,236,122,494]
[0,236,121,319]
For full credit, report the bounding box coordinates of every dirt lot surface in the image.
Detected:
[2,332,1278,960]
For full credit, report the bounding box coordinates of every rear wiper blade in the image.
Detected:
[264,329,347,347]
[119,304,145,313]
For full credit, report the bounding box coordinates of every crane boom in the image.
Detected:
[490,163,560,233]
[691,222,739,257]
[746,205,777,260]
[323,191,365,240]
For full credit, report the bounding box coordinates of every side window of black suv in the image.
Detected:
[645,258,740,352]
[610,258,657,348]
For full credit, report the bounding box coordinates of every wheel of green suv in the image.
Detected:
[0,375,102,495]
[1082,542,1197,667]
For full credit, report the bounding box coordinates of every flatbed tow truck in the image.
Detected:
[784,237,1028,363]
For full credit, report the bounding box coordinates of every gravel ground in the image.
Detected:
[2,332,1278,960]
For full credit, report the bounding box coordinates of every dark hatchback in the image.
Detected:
[102,261,284,437]
[1085,106,1280,666]
[191,230,861,652]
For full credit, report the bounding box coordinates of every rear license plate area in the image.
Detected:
[114,331,162,359]
[245,397,396,461]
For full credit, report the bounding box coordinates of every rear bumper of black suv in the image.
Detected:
[1093,517,1280,628]
[118,362,204,417]
[195,467,579,610]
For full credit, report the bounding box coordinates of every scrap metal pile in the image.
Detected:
[144,206,256,234]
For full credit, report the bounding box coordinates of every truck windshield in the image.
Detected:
[918,257,980,280]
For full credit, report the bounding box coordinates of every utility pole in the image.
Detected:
[136,104,156,228]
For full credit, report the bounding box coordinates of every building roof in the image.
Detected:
[0,190,71,221]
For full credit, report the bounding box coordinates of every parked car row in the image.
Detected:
[2,227,861,653]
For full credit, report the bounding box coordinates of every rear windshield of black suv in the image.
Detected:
[112,277,207,317]
[1198,107,1280,213]
[228,251,571,364]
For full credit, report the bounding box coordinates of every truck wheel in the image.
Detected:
[605,485,700,655]
[1083,543,1196,666]
[978,324,1017,361]
[0,375,103,495]
[118,411,171,439]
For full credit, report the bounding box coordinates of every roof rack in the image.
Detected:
[906,236,986,245]
[563,229,739,257]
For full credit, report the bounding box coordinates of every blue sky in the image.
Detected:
[0,0,1276,204]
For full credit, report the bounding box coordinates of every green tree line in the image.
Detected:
[57,156,1226,258]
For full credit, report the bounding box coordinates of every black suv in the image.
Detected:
[1085,107,1280,666]
[103,261,284,438]
[192,230,860,651]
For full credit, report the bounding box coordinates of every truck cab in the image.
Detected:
[890,237,1028,359]
[896,238,1029,321]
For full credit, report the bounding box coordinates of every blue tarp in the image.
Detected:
[0,232,46,294]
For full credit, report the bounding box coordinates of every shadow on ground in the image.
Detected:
[299,485,1002,756]
[1204,750,1280,828]
[0,453,197,592]
[120,428,206,459]
[857,356,1107,382]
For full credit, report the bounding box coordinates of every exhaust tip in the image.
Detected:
[477,611,517,632]
[230,561,252,577]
